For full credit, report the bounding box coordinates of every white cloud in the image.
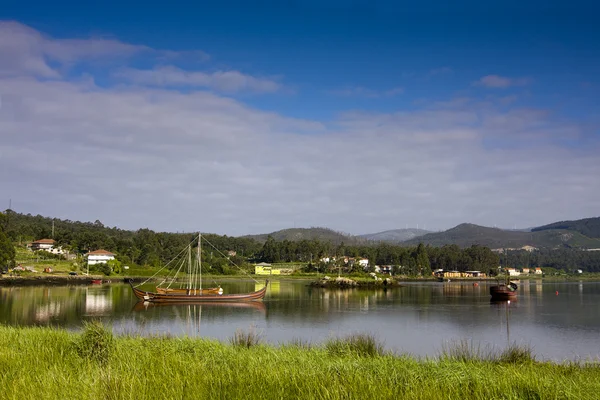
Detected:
[1,21,598,236]
[0,20,151,78]
[475,75,531,88]
[1,75,598,236]
[114,66,281,93]
[328,86,404,98]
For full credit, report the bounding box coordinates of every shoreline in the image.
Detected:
[2,272,598,287]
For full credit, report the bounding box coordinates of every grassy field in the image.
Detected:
[0,324,598,399]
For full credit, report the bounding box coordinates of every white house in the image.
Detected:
[86,249,116,265]
[358,258,369,268]
[30,239,55,251]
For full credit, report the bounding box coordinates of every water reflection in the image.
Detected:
[1,280,599,360]
[490,300,513,346]
[85,287,113,316]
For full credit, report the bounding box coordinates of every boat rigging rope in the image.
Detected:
[201,235,260,284]
[134,238,196,288]
[160,253,187,289]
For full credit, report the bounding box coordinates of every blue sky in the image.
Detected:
[1,1,599,235]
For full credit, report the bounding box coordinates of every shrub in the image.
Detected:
[325,334,384,358]
[74,320,114,364]
[439,340,494,362]
[499,344,535,364]
[229,328,262,348]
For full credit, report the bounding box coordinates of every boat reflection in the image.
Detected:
[132,300,267,314]
[490,299,513,344]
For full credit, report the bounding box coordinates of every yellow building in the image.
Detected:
[254,263,281,275]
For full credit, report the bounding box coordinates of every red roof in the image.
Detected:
[86,249,115,256]
[33,239,55,244]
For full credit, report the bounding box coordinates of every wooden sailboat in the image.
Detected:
[131,283,268,303]
[130,234,268,303]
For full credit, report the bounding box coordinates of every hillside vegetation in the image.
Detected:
[532,217,600,239]
[243,227,364,245]
[402,223,600,249]
[360,228,431,243]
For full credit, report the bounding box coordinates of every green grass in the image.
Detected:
[1,325,599,399]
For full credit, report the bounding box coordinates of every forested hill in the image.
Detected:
[1,210,263,267]
[359,228,431,243]
[242,227,364,245]
[532,217,600,239]
[401,223,600,249]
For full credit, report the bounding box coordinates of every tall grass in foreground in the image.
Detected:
[440,339,535,364]
[0,325,598,400]
[74,320,115,364]
[325,333,385,357]
[229,328,262,348]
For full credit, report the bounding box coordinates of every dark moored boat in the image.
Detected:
[490,282,518,301]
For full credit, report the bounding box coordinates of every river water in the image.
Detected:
[1,279,599,361]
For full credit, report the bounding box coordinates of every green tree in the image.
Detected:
[0,213,16,270]
[414,243,431,276]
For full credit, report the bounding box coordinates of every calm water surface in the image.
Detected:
[1,279,599,361]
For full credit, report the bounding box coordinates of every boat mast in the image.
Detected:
[198,233,202,291]
[188,244,192,291]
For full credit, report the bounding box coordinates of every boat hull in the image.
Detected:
[490,284,518,301]
[131,281,268,303]
[156,287,221,295]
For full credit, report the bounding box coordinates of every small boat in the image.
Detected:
[491,252,518,301]
[490,281,518,301]
[130,233,268,303]
[91,279,102,285]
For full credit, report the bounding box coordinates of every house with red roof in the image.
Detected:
[86,249,116,265]
[30,239,56,251]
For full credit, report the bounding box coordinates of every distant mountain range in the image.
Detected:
[242,217,600,249]
[359,228,431,242]
[401,223,600,249]
[532,217,600,239]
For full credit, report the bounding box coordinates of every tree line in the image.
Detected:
[3,210,600,274]
[500,248,600,273]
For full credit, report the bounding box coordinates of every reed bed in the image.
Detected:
[0,325,598,399]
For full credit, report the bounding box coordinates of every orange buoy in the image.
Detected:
[473,283,479,287]
[556,291,559,295]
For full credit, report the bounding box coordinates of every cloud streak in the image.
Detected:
[475,74,531,88]
[114,66,281,93]
[328,86,404,98]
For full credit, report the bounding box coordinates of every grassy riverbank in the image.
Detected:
[1,325,598,399]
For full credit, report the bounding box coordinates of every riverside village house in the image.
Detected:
[86,250,116,265]
[29,239,69,256]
